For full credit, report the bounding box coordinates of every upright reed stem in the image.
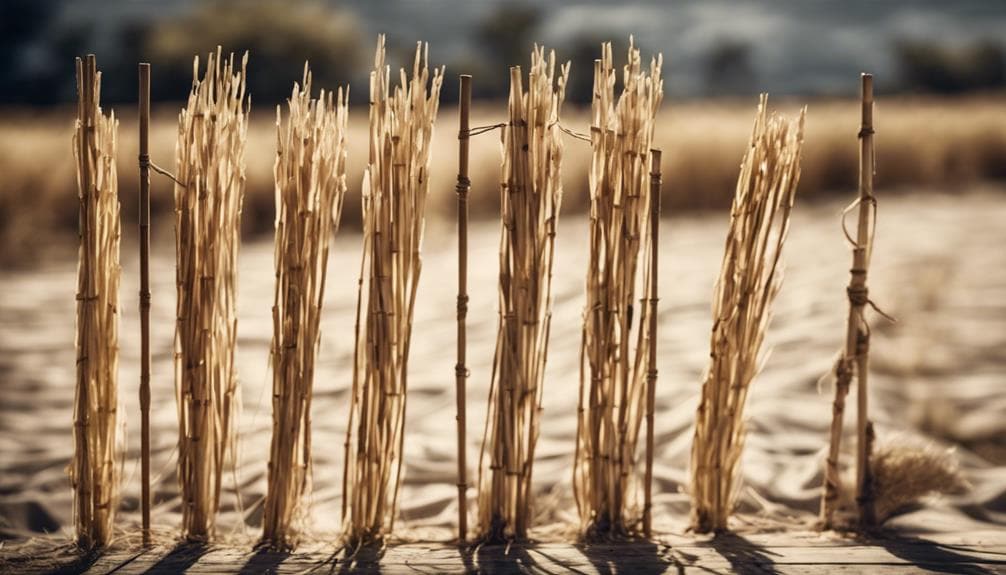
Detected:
[820,75,880,530]
[643,149,662,538]
[137,62,152,547]
[455,74,472,542]
[854,74,877,528]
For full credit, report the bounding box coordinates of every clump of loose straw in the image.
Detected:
[573,40,663,538]
[342,36,443,546]
[833,439,969,525]
[71,54,123,550]
[173,47,249,542]
[867,441,968,523]
[477,46,569,543]
[689,96,805,533]
[261,64,349,550]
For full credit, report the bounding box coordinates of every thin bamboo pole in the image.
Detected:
[643,149,661,538]
[138,62,152,547]
[854,74,877,528]
[455,74,472,543]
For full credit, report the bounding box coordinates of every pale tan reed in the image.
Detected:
[261,64,349,550]
[476,46,569,542]
[71,54,123,550]
[572,40,663,538]
[173,47,249,542]
[342,36,443,546]
[689,96,805,533]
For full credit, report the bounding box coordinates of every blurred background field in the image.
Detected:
[1,0,1006,265]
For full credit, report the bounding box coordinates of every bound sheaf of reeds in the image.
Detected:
[261,65,349,550]
[173,47,249,542]
[342,36,443,546]
[572,40,663,538]
[689,96,805,534]
[476,47,569,543]
[70,55,123,549]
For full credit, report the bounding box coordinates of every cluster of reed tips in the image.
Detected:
[476,46,569,543]
[342,37,443,546]
[261,65,349,550]
[173,48,249,542]
[573,41,663,538]
[71,55,123,549]
[689,96,806,534]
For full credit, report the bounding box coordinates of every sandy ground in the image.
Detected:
[1,190,1004,547]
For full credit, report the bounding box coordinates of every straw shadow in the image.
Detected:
[144,540,210,573]
[336,542,383,575]
[475,542,545,575]
[870,534,1000,575]
[237,545,290,575]
[46,546,102,575]
[706,532,780,575]
[576,539,678,575]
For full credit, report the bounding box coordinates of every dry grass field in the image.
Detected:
[1,96,1004,265]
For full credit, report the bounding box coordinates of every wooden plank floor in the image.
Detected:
[2,534,1005,574]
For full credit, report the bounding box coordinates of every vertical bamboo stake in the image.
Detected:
[138,62,152,547]
[643,149,661,538]
[854,73,877,528]
[455,74,472,543]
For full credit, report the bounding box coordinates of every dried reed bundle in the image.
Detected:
[476,47,569,542]
[572,41,663,538]
[342,36,443,546]
[71,55,123,549]
[689,96,805,533]
[261,65,349,550]
[173,47,249,542]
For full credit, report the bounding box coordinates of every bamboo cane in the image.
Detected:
[138,62,152,547]
[854,74,877,528]
[455,74,472,543]
[643,149,661,538]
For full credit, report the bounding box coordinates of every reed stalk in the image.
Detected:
[476,47,569,543]
[137,62,153,547]
[71,54,123,549]
[689,96,805,533]
[820,76,880,530]
[455,74,472,542]
[853,74,877,528]
[643,149,662,538]
[261,64,349,550]
[173,47,249,542]
[572,41,663,538]
[342,36,443,546]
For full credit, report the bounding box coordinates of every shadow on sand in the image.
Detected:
[870,533,1002,575]
[705,532,781,575]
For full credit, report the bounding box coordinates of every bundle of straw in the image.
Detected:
[573,40,663,538]
[173,47,249,542]
[70,54,123,549]
[261,65,349,550]
[689,96,805,533]
[476,47,569,542]
[342,36,443,546]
